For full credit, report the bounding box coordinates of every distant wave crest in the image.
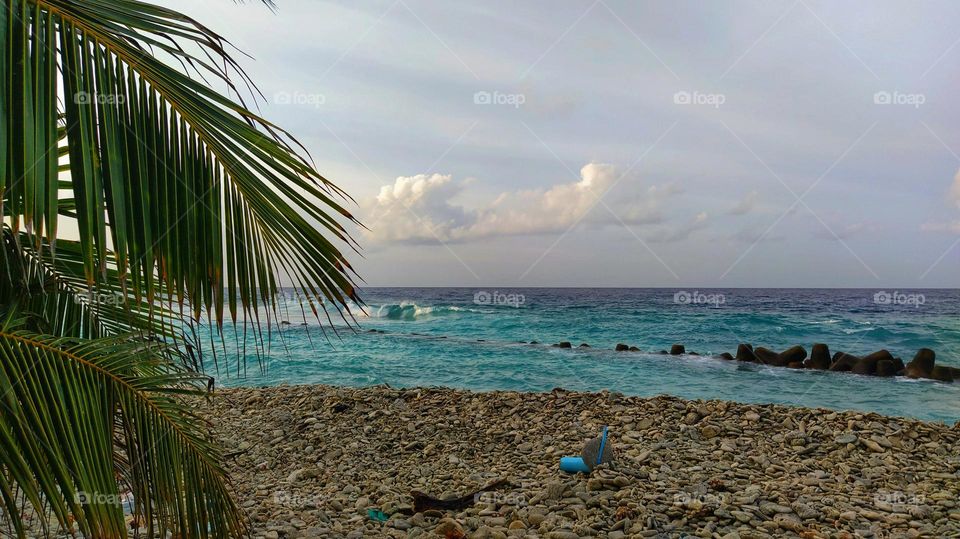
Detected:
[371,302,489,320]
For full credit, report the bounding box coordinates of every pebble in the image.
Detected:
[195,385,959,538]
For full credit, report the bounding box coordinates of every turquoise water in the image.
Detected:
[207,288,960,423]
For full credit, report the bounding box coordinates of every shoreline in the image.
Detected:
[206,384,960,538]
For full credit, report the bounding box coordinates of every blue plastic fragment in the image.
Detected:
[559,456,591,473]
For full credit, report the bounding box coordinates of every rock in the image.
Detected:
[736,343,756,362]
[806,343,831,370]
[852,350,894,375]
[774,512,802,531]
[544,481,566,501]
[863,439,885,452]
[760,502,793,515]
[554,341,572,349]
[730,510,753,522]
[753,347,780,365]
[715,352,734,360]
[829,352,860,372]
[670,344,685,355]
[906,348,936,378]
[891,356,906,372]
[435,518,466,538]
[875,360,898,377]
[929,366,954,383]
[287,467,320,483]
[578,343,590,348]
[199,383,960,539]
[787,361,804,369]
[835,433,858,444]
[615,343,629,352]
[628,346,640,351]
[581,434,615,470]
[778,345,807,366]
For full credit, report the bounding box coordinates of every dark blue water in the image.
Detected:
[208,288,960,423]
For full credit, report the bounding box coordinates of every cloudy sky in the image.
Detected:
[164,0,960,287]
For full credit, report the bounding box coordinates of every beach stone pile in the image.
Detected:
[205,385,960,538]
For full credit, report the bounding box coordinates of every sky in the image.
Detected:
[161,0,960,287]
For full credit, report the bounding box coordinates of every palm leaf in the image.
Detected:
[0,328,245,537]
[2,227,193,345]
[1,0,366,536]
[3,0,363,339]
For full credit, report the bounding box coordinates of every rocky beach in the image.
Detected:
[207,385,960,538]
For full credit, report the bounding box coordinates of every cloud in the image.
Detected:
[920,221,960,234]
[813,222,879,240]
[951,169,960,208]
[365,173,478,243]
[728,190,758,216]
[363,163,686,243]
[645,212,709,243]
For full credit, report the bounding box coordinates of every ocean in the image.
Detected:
[207,288,960,423]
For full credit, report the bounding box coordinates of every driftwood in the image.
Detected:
[409,478,510,513]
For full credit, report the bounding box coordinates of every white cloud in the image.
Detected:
[646,212,709,243]
[363,163,686,243]
[920,221,960,234]
[814,222,879,240]
[951,169,960,208]
[728,190,758,215]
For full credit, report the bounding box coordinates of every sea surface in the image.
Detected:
[206,288,960,423]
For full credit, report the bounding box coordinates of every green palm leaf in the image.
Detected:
[3,0,362,330]
[0,328,245,537]
[1,0,365,536]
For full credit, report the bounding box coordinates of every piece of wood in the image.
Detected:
[409,478,510,513]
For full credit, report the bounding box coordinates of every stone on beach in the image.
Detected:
[204,385,960,538]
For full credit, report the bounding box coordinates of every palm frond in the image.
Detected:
[3,0,363,342]
[2,227,192,344]
[0,328,245,538]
